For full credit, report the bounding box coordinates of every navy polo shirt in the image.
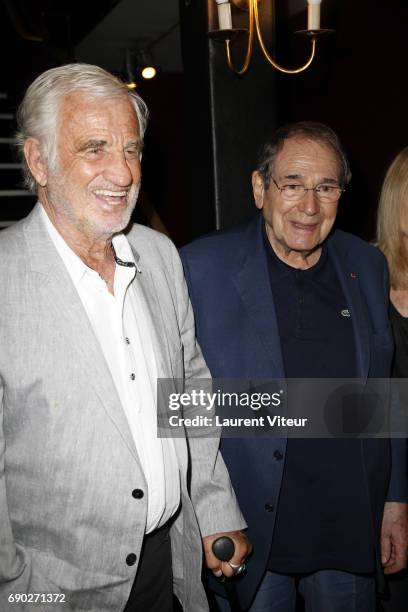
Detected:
[264,228,375,574]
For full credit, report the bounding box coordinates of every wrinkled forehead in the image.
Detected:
[273,136,341,180]
[56,91,140,139]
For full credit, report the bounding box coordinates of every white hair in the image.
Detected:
[15,63,149,192]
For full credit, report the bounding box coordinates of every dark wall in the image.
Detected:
[180,0,277,239]
[275,0,408,241]
[137,73,190,247]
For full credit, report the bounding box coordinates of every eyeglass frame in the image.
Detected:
[271,177,345,203]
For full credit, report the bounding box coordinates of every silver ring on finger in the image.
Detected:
[227,561,246,576]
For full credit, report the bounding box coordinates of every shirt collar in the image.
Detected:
[111,233,140,272]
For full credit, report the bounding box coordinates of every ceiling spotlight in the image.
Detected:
[125,49,138,87]
[141,66,157,80]
[137,49,158,80]
[124,47,158,85]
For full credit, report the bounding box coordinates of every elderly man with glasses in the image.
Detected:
[180,122,408,612]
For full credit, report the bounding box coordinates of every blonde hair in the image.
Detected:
[377,146,408,289]
[15,63,148,193]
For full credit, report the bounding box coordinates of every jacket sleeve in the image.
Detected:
[170,243,247,536]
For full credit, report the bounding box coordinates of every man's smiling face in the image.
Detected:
[252,136,341,268]
[42,92,142,243]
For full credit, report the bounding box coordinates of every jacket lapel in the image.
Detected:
[232,215,285,378]
[328,233,370,380]
[23,204,139,460]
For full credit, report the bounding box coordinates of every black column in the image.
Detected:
[180,0,277,237]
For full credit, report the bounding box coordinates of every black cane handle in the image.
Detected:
[212,536,235,561]
[211,536,243,612]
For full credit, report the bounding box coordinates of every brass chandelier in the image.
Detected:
[209,0,333,75]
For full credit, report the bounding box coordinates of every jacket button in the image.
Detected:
[132,489,144,499]
[126,553,137,566]
[273,450,283,460]
[265,503,274,512]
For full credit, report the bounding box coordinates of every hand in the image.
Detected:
[381,501,408,574]
[202,530,252,578]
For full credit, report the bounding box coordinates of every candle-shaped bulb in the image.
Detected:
[307,0,322,31]
[215,0,232,31]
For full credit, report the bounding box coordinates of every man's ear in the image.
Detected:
[23,138,48,187]
[252,171,264,210]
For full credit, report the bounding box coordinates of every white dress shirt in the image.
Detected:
[41,206,180,533]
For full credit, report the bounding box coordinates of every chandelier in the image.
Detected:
[209,0,333,75]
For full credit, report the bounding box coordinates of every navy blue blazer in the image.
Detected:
[181,213,407,608]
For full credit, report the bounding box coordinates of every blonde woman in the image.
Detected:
[377,146,408,612]
[378,147,408,321]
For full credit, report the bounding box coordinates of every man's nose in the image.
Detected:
[298,188,320,215]
[104,151,137,186]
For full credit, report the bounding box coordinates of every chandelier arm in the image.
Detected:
[254,0,317,74]
[226,0,255,75]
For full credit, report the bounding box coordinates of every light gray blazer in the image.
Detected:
[0,204,245,611]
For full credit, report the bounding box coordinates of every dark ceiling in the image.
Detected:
[0,0,120,101]
[0,0,181,104]
[0,0,311,102]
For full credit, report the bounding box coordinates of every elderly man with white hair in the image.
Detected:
[0,63,250,612]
